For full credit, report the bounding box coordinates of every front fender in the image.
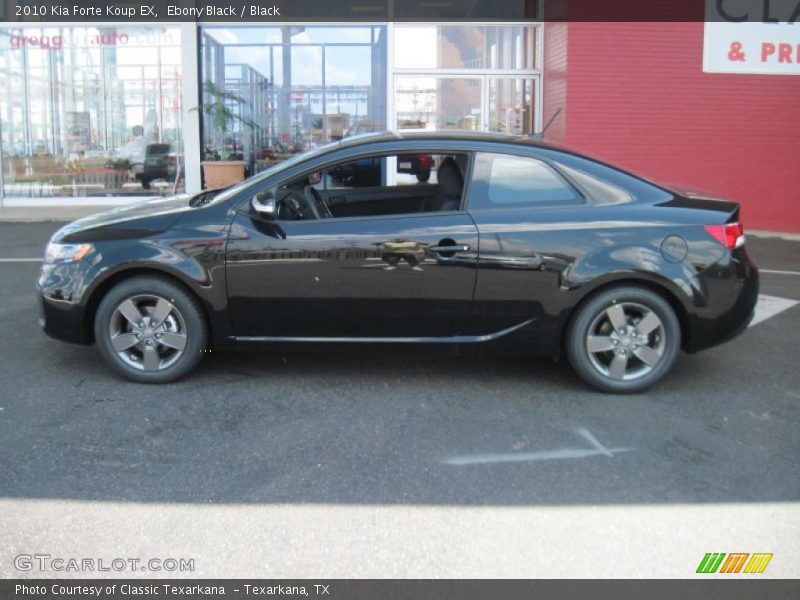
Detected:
[81,235,226,308]
[41,228,231,345]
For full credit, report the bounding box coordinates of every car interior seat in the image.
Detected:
[422,157,463,212]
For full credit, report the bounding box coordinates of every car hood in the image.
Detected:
[51,194,202,243]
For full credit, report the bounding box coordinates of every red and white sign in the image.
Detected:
[704,21,800,75]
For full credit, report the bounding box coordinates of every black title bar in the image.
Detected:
[3,0,533,22]
[2,1,799,23]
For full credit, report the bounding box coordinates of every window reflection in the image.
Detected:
[200,26,388,178]
[395,77,482,131]
[0,27,184,198]
[488,78,535,134]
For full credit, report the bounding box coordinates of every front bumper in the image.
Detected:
[37,262,94,345]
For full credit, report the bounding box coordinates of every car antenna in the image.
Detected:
[533,108,562,141]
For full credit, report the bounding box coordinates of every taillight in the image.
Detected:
[704,222,745,249]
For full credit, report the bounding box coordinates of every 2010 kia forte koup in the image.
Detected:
[37,132,758,393]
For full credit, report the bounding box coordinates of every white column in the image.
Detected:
[180,22,202,194]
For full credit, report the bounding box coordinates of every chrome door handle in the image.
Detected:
[429,244,471,253]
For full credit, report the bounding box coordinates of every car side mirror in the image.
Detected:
[251,192,277,220]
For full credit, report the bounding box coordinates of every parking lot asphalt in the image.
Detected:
[0,222,798,578]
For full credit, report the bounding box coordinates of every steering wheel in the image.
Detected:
[280,190,321,220]
[305,185,333,219]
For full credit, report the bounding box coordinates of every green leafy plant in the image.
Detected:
[193,81,257,161]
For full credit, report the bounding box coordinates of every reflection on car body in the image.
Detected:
[376,240,428,271]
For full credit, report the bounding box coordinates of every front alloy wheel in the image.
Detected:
[94,276,208,383]
[109,294,188,372]
[566,286,681,393]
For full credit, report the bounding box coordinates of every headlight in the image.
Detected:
[44,242,93,264]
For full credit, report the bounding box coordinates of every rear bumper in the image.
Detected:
[685,247,759,353]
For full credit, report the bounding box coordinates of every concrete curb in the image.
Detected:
[0,206,113,222]
[749,230,800,242]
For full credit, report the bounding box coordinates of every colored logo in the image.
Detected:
[696,553,773,574]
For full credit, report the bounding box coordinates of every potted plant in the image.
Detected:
[195,81,256,189]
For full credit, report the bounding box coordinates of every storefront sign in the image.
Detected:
[4,29,178,52]
[704,1,800,74]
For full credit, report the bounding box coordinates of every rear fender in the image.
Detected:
[565,243,701,308]
[552,243,704,353]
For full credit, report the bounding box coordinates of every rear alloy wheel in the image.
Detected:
[566,286,680,393]
[94,276,207,383]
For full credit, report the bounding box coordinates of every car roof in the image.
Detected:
[337,130,563,151]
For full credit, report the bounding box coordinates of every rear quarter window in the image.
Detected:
[533,147,673,204]
[469,152,583,210]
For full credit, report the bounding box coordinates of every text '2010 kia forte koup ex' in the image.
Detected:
[37,132,758,393]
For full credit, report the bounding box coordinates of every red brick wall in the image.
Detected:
[542,21,800,233]
[542,22,569,143]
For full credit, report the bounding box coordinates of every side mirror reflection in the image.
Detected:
[251,193,277,220]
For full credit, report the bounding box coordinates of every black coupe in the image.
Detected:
[37,132,758,392]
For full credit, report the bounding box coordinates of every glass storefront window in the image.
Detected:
[200,26,387,177]
[395,76,482,131]
[488,78,535,135]
[394,25,536,70]
[0,22,541,202]
[0,27,184,198]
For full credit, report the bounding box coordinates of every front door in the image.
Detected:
[225,193,479,339]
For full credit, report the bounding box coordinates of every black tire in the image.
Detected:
[93,276,208,383]
[565,286,681,394]
[416,168,431,183]
[140,178,152,190]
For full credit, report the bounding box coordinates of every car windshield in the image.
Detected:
[208,140,342,205]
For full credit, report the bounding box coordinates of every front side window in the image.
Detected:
[468,153,582,210]
[272,152,469,221]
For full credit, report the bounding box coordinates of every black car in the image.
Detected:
[37,132,758,393]
[137,143,179,190]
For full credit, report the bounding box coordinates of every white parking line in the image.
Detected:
[750,294,800,327]
[0,258,41,262]
[441,429,630,466]
[761,269,800,276]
